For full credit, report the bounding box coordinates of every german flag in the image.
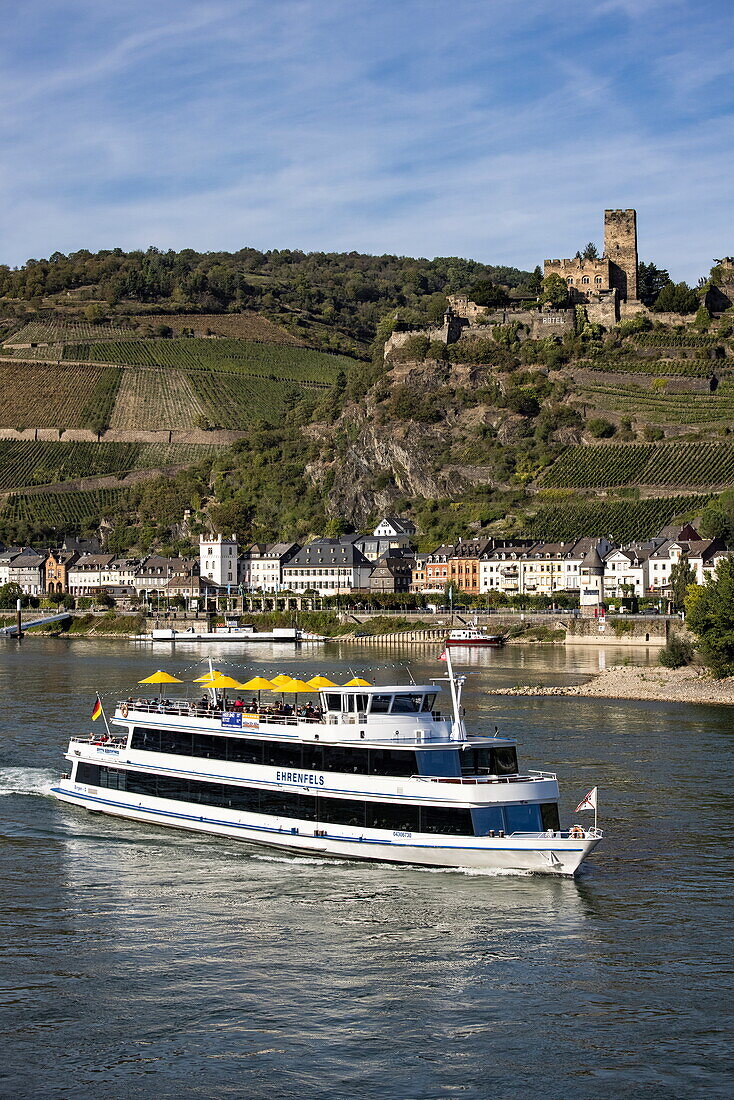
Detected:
[91,695,103,722]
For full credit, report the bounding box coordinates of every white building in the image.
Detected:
[282,538,372,594]
[247,542,301,591]
[200,533,238,588]
[7,549,47,595]
[479,538,612,597]
[355,517,416,562]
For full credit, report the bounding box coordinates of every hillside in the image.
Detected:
[0,247,733,552]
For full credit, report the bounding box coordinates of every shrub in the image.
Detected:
[587,417,616,438]
[659,634,694,668]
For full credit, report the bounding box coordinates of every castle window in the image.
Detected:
[581,276,590,284]
[567,277,574,285]
[595,276,602,284]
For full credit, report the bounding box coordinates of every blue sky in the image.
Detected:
[2,0,733,280]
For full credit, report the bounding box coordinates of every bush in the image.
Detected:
[659,634,694,668]
[587,417,616,438]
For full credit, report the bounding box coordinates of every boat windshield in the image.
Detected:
[459,745,518,775]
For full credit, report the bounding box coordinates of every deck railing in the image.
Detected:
[413,772,555,785]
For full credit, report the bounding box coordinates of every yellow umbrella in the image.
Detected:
[193,669,223,683]
[137,670,183,700]
[138,670,183,684]
[307,675,338,689]
[238,675,275,708]
[207,674,242,689]
[270,674,294,688]
[281,678,314,692]
[343,677,371,687]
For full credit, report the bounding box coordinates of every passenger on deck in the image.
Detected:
[232,697,244,711]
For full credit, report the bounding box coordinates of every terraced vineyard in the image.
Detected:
[127,311,303,344]
[3,321,137,345]
[0,364,110,428]
[0,441,218,491]
[539,442,734,489]
[1,487,135,530]
[578,381,734,424]
[519,494,713,543]
[186,372,307,429]
[110,369,204,430]
[61,338,349,382]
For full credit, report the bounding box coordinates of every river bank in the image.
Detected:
[487,664,734,706]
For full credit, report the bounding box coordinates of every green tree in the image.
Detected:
[540,274,570,308]
[700,490,734,547]
[669,557,696,610]
[685,556,734,677]
[652,281,699,314]
[581,242,598,259]
[637,261,671,307]
[469,279,509,307]
[0,582,23,608]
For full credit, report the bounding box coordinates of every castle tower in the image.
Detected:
[604,209,638,302]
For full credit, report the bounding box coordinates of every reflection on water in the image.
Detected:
[0,638,732,1099]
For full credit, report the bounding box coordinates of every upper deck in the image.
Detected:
[112,683,508,750]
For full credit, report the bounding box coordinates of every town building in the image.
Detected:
[7,548,48,595]
[45,548,80,594]
[247,542,301,591]
[369,550,414,594]
[355,517,416,561]
[282,538,372,594]
[199,533,238,587]
[67,555,116,596]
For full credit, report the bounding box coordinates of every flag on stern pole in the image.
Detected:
[91,695,103,722]
[438,650,447,661]
[575,787,598,813]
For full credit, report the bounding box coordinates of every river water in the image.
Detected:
[0,639,732,1099]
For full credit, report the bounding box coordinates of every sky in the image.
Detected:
[2,0,733,281]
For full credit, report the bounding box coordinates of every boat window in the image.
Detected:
[367,748,416,777]
[419,806,474,835]
[75,765,476,836]
[504,804,542,833]
[263,741,303,768]
[391,694,423,714]
[490,747,518,776]
[369,695,392,714]
[324,693,343,712]
[470,805,505,835]
[421,693,437,712]
[354,694,368,714]
[540,803,561,832]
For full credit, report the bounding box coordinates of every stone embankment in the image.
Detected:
[487,665,734,707]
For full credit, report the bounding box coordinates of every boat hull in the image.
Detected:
[445,639,504,647]
[52,782,599,877]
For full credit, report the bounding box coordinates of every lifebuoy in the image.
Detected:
[121,703,129,718]
[569,824,584,839]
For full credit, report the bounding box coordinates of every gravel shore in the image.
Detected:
[487,665,734,706]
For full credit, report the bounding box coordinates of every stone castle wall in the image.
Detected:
[604,209,638,301]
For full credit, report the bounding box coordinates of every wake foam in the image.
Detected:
[0,767,57,797]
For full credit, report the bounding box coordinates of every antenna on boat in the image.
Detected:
[405,666,416,684]
[443,648,466,741]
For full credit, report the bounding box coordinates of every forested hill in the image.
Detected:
[0,247,533,353]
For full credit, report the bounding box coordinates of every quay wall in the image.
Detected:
[565,617,668,646]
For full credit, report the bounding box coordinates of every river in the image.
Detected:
[0,639,732,1098]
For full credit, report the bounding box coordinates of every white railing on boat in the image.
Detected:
[412,772,555,785]
[113,701,455,728]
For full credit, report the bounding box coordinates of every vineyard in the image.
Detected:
[519,494,713,543]
[61,338,351,382]
[3,321,137,346]
[0,441,218,491]
[577,381,734,424]
[539,442,734,489]
[110,369,204,430]
[630,333,722,348]
[186,372,309,429]
[1,487,135,530]
[0,364,109,428]
[126,311,303,344]
[574,356,721,377]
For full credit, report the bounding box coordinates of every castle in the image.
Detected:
[544,209,639,305]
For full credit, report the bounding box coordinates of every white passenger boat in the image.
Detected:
[133,621,316,643]
[51,655,602,876]
[446,627,504,647]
